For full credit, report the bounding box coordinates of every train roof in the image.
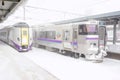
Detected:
[13,22,29,27]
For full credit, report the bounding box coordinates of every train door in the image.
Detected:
[63,30,72,50]
[99,26,107,50]
[21,28,29,46]
[72,27,78,50]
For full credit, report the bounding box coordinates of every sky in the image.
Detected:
[1,0,120,27]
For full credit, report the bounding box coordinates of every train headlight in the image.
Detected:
[20,47,22,50]
[90,43,96,47]
[99,45,104,49]
[17,37,20,41]
[90,43,93,47]
[22,38,27,43]
[93,43,96,46]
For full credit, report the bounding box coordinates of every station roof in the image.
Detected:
[53,11,120,25]
[0,0,24,23]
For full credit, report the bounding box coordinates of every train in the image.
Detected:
[33,21,107,62]
[0,22,33,52]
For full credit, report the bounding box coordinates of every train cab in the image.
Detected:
[76,21,107,61]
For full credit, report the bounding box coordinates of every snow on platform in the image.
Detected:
[0,40,120,80]
[0,41,59,80]
[23,47,120,80]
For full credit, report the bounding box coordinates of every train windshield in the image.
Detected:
[23,31,27,36]
[86,24,98,34]
[79,24,98,35]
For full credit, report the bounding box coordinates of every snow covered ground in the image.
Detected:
[0,40,120,80]
[23,47,120,80]
[0,41,58,80]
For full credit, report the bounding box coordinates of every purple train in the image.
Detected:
[0,22,33,52]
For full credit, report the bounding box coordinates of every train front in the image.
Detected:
[84,21,107,61]
[17,22,32,52]
[21,27,32,51]
[80,22,106,61]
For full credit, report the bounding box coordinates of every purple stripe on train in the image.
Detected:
[11,40,21,51]
[11,40,32,51]
[71,42,78,45]
[38,38,62,43]
[26,43,32,51]
[86,38,98,40]
[38,38,78,45]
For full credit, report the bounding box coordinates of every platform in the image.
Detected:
[0,40,120,80]
[0,41,58,80]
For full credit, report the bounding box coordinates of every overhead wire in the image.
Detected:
[6,0,112,23]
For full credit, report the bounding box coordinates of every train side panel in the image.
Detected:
[28,27,33,50]
[34,25,64,50]
[9,27,21,51]
[0,28,9,43]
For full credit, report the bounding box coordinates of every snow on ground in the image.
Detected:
[0,40,120,80]
[23,47,120,80]
[0,41,58,80]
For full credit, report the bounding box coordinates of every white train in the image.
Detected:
[33,21,107,61]
[0,22,33,52]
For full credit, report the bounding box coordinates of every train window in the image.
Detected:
[86,24,98,35]
[46,31,50,39]
[79,25,87,35]
[79,24,98,35]
[73,30,77,39]
[46,31,56,39]
[39,32,43,38]
[52,31,56,39]
[23,31,27,36]
[64,30,70,41]
[1,32,6,36]
[107,30,113,40]
[39,31,46,38]
[46,31,49,38]
[106,25,113,41]
[99,26,106,40]
[44,32,46,38]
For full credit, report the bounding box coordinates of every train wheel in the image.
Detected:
[59,50,65,54]
[74,53,79,58]
[59,49,62,53]
[61,50,65,55]
[35,44,39,48]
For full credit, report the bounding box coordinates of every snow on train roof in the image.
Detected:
[0,22,29,29]
[13,22,29,27]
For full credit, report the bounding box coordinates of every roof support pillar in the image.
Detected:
[113,21,117,44]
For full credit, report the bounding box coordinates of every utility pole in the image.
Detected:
[23,5,26,20]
